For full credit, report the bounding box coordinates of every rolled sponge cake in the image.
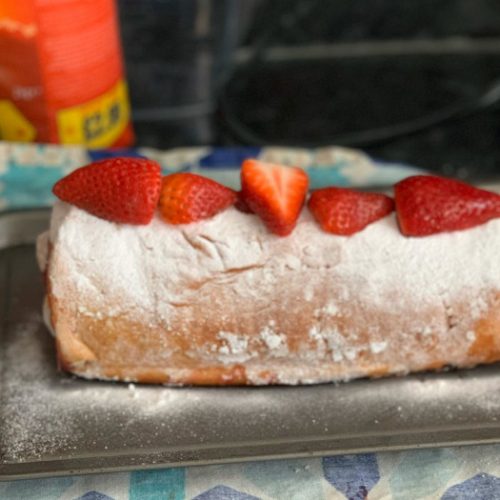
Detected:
[36,200,500,385]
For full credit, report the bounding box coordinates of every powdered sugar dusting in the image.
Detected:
[260,325,284,350]
[35,230,49,272]
[40,201,500,382]
[217,332,253,363]
[370,341,388,354]
[466,330,477,342]
[45,202,500,321]
[1,323,83,462]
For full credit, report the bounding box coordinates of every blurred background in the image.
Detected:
[120,0,500,181]
[3,0,500,181]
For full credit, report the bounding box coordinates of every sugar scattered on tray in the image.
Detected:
[1,323,83,462]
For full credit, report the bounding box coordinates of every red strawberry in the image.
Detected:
[395,175,500,236]
[308,187,394,236]
[53,157,161,224]
[159,173,236,224]
[241,159,309,236]
[234,191,253,214]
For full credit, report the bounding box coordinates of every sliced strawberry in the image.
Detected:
[395,175,500,236]
[53,157,161,224]
[234,191,253,214]
[241,159,309,236]
[159,173,236,224]
[308,187,394,235]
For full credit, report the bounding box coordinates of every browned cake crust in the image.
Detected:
[47,290,500,385]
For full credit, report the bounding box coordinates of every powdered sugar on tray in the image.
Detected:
[0,322,83,462]
[0,320,208,464]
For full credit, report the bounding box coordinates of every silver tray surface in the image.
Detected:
[2,209,500,481]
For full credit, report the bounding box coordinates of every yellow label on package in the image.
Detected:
[56,80,130,149]
[0,100,37,142]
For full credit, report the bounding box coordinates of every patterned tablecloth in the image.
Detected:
[1,141,499,500]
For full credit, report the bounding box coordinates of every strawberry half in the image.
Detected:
[308,187,394,236]
[53,157,161,224]
[159,173,236,224]
[241,159,309,236]
[395,175,500,236]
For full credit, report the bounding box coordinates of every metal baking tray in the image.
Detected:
[2,208,500,481]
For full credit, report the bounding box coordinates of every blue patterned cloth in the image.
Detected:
[3,448,500,499]
[0,142,422,210]
[2,141,499,499]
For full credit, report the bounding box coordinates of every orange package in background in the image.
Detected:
[0,0,134,148]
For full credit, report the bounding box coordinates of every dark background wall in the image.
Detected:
[117,0,500,180]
